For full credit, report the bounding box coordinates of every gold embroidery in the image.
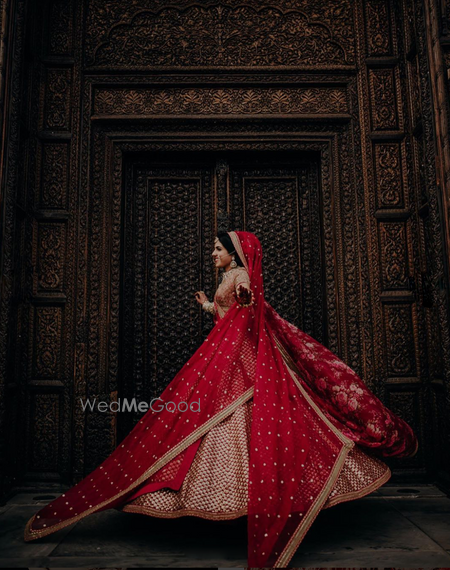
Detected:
[214,267,250,318]
[121,400,390,520]
[24,386,255,541]
[121,400,253,518]
[120,340,390,536]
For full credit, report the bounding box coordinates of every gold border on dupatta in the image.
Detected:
[272,333,355,568]
[271,332,419,565]
[228,231,249,273]
[24,386,254,542]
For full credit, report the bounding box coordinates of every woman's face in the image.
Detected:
[212,238,233,268]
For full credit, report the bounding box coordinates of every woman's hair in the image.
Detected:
[216,230,245,267]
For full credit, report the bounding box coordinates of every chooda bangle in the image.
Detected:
[202,300,215,314]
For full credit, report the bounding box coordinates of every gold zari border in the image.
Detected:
[272,332,355,567]
[120,503,247,520]
[323,465,391,509]
[229,231,249,273]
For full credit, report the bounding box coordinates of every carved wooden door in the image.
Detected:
[119,151,321,439]
[4,0,449,499]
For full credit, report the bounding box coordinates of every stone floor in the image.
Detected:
[1,484,450,568]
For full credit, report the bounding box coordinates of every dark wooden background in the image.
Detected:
[1,0,450,501]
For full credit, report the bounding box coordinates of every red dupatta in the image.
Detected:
[24,230,418,568]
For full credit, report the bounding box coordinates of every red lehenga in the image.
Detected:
[24,231,418,568]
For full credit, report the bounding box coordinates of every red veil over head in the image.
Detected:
[24,230,418,567]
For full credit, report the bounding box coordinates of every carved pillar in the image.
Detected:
[3,0,79,496]
[420,0,450,490]
[423,0,450,313]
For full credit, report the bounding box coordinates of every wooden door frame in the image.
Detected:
[76,119,406,476]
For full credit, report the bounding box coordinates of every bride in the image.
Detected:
[24,230,418,567]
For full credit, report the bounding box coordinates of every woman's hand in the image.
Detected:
[194,291,209,305]
[233,285,255,307]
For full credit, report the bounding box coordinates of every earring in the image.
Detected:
[230,255,237,268]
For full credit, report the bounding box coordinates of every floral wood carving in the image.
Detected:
[47,0,73,56]
[85,2,356,68]
[31,394,59,471]
[34,307,62,378]
[369,69,399,130]
[385,304,417,376]
[374,144,404,208]
[37,224,65,292]
[41,144,69,209]
[380,222,408,289]
[365,0,392,57]
[43,68,72,131]
[94,87,349,116]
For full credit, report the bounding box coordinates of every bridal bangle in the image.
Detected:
[202,301,215,314]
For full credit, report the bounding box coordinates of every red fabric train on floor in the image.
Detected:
[24,230,418,567]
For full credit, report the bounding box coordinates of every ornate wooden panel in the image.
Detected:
[228,152,325,341]
[93,86,349,118]
[119,156,216,438]
[1,0,450,500]
[84,0,356,69]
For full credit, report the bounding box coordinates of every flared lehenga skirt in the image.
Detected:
[117,364,392,521]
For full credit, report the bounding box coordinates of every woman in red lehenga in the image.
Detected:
[24,230,418,567]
